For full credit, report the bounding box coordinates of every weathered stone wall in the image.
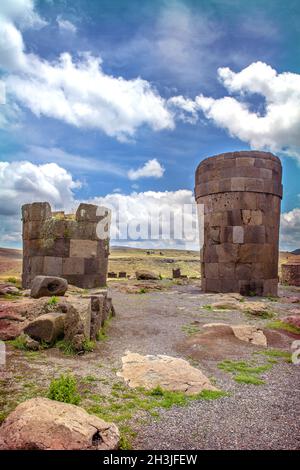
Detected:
[195,151,282,296]
[22,202,110,289]
[281,258,300,287]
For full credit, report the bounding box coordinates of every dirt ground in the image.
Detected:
[1,278,299,450]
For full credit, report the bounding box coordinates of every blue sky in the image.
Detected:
[0,0,300,249]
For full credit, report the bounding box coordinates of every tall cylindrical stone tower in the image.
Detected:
[195,151,282,296]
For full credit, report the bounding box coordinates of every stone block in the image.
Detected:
[263,279,278,296]
[218,263,235,279]
[239,280,263,296]
[205,278,221,292]
[209,226,221,244]
[43,257,63,276]
[232,226,244,244]
[220,279,239,293]
[62,257,85,275]
[228,209,242,226]
[230,177,245,191]
[210,211,228,226]
[235,263,252,280]
[65,274,106,289]
[242,210,263,225]
[84,257,100,274]
[70,239,98,258]
[220,226,233,243]
[203,245,218,262]
[244,225,265,244]
[205,263,219,279]
[215,243,239,263]
[22,202,51,222]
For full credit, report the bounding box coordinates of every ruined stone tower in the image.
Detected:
[22,202,111,289]
[195,151,282,296]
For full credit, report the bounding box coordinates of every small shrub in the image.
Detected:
[6,277,17,284]
[82,340,96,352]
[47,374,81,405]
[47,296,58,306]
[139,288,147,294]
[56,339,76,356]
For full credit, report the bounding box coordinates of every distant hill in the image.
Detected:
[291,249,300,255]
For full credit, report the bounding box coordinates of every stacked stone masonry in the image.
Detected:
[281,258,300,287]
[22,202,110,289]
[195,151,282,296]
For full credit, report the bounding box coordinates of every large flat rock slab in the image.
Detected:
[117,351,218,395]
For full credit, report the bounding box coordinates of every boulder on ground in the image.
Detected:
[203,323,267,346]
[30,276,68,299]
[0,283,19,296]
[24,313,65,344]
[117,351,218,394]
[135,270,160,280]
[0,397,119,450]
[0,305,27,340]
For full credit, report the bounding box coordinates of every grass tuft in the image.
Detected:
[266,320,300,335]
[47,374,81,405]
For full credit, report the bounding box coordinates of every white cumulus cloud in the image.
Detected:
[127,159,165,180]
[56,16,77,33]
[0,160,81,245]
[170,61,300,159]
[280,208,300,251]
[0,1,174,141]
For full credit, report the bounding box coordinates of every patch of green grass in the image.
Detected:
[218,359,271,385]
[96,315,113,342]
[139,288,147,294]
[82,339,96,352]
[6,277,17,284]
[202,304,213,310]
[254,348,291,359]
[56,339,76,356]
[218,360,271,375]
[47,296,58,305]
[234,374,265,385]
[267,320,300,335]
[245,309,275,319]
[194,390,229,400]
[81,375,98,384]
[47,374,81,405]
[181,323,200,336]
[3,292,21,300]
[85,383,226,430]
[7,334,29,351]
[24,351,40,359]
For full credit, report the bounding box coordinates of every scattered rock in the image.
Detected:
[0,306,26,340]
[203,323,267,347]
[64,305,86,351]
[135,270,160,281]
[117,351,217,395]
[0,283,19,296]
[22,334,40,351]
[24,313,65,344]
[0,397,120,450]
[30,276,68,299]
